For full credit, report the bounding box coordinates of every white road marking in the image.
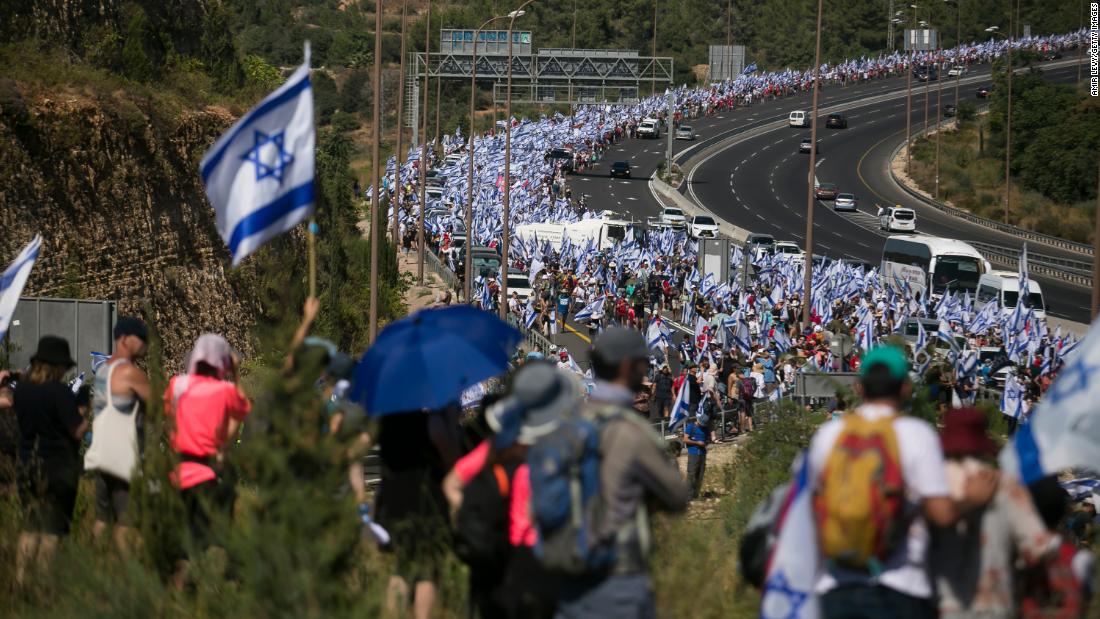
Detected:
[756,213,766,220]
[815,157,826,167]
[625,196,638,200]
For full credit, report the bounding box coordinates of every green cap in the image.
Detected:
[860,345,910,380]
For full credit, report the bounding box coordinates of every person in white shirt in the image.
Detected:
[808,345,999,619]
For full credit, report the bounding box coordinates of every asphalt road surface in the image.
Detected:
[563,58,1091,325]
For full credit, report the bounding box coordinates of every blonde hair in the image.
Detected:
[27,361,66,385]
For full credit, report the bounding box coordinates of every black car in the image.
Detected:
[825,113,847,129]
[610,161,631,178]
[913,65,939,81]
[547,148,575,173]
[1041,50,1063,60]
[943,104,957,118]
[976,86,991,99]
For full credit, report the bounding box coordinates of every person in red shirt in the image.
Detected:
[164,333,251,588]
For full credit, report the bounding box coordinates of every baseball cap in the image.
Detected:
[114,316,148,342]
[860,345,909,380]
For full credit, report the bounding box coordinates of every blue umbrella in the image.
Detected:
[349,305,523,416]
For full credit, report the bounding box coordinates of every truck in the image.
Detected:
[645,206,687,229]
[514,211,631,252]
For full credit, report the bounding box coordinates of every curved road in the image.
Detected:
[688,62,1089,321]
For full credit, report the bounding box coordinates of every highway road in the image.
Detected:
[688,62,1090,322]
[561,58,1091,325]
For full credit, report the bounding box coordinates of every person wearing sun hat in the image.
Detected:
[807,346,1001,618]
[930,407,1058,619]
[13,335,86,584]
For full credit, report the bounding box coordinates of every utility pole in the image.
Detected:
[652,0,658,96]
[935,55,944,198]
[503,2,536,319]
[417,0,432,284]
[726,0,732,49]
[393,0,408,246]
[802,0,824,327]
[1005,15,1013,224]
[369,0,383,341]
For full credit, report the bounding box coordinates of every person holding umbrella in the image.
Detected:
[349,305,524,619]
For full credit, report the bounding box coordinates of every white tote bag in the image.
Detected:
[84,361,139,482]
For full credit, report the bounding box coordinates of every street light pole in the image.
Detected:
[369,0,383,342]
[501,2,535,320]
[417,0,432,284]
[950,0,961,116]
[467,15,508,304]
[904,7,916,176]
[935,52,944,198]
[987,23,1013,224]
[802,0,824,327]
[393,0,408,247]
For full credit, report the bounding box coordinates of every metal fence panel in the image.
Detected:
[6,297,116,375]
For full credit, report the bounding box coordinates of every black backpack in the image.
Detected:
[453,461,517,571]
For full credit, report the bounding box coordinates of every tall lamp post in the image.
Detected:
[898,4,919,175]
[467,14,510,303]
[944,0,962,112]
[500,2,536,320]
[417,0,432,284]
[801,0,824,327]
[393,0,408,246]
[986,25,1012,223]
[368,0,383,341]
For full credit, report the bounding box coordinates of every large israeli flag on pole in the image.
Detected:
[0,235,42,341]
[201,44,315,266]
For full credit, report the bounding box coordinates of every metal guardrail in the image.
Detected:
[425,248,460,291]
[969,241,1093,288]
[888,134,1094,258]
[507,314,556,354]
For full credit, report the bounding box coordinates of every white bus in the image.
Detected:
[881,234,991,299]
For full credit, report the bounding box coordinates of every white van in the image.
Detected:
[879,206,916,232]
[788,110,809,128]
[976,271,1047,319]
[637,118,660,138]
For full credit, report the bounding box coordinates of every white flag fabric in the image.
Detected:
[668,379,691,430]
[761,453,820,619]
[201,44,315,266]
[0,235,42,341]
[1001,315,1100,484]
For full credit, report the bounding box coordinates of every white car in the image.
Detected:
[775,241,805,262]
[675,126,696,140]
[688,214,720,239]
[637,118,660,138]
[947,65,967,77]
[833,193,858,212]
[506,270,533,302]
[879,206,916,232]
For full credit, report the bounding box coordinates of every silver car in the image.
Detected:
[675,126,696,140]
[834,193,858,212]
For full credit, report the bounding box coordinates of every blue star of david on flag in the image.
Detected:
[762,571,809,619]
[241,130,295,183]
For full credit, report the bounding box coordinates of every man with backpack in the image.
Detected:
[544,327,690,618]
[808,345,999,619]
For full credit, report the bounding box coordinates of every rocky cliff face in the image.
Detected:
[0,79,260,370]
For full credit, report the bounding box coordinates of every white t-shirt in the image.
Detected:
[808,403,950,599]
[750,371,765,395]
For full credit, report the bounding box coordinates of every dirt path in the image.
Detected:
[676,435,748,520]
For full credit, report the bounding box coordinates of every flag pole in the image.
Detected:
[308,218,317,298]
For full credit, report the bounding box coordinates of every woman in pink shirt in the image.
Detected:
[164,334,250,586]
[443,363,581,619]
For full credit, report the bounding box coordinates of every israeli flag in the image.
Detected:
[90,351,112,373]
[668,379,691,430]
[742,62,759,75]
[201,44,315,266]
[573,295,605,322]
[0,235,42,341]
[761,453,820,619]
[1001,315,1100,484]
[1000,371,1024,420]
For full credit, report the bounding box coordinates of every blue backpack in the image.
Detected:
[526,407,620,575]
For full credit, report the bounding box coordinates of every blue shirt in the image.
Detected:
[684,421,707,455]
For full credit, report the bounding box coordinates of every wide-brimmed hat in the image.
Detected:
[488,363,581,448]
[941,407,998,458]
[31,335,76,368]
[752,363,764,372]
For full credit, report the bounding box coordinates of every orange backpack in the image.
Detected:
[813,414,905,572]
